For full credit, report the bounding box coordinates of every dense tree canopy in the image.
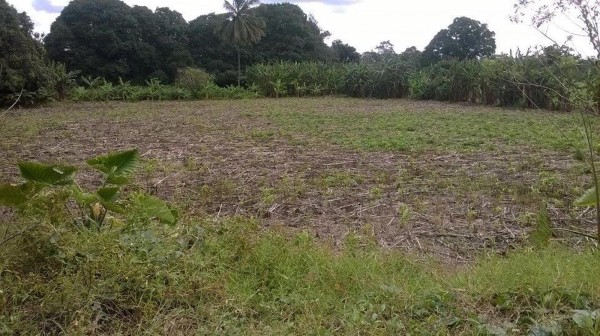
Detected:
[331,39,360,63]
[422,17,496,65]
[45,0,143,82]
[188,3,333,86]
[0,0,52,106]
[43,0,334,86]
[252,3,333,63]
[399,46,422,69]
[188,13,246,86]
[131,6,193,82]
[45,0,192,83]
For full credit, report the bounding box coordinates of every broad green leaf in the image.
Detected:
[105,174,129,186]
[575,187,598,207]
[100,201,125,214]
[73,190,98,206]
[18,162,76,185]
[97,187,120,202]
[136,194,178,225]
[0,184,29,206]
[87,149,139,177]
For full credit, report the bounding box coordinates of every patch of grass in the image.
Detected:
[265,107,594,152]
[1,216,599,334]
[312,171,363,190]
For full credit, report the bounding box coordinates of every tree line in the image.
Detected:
[1,0,598,110]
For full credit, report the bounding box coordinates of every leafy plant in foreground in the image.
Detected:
[0,149,177,238]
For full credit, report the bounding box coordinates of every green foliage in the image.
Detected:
[18,162,77,185]
[48,61,80,101]
[45,0,192,84]
[575,186,599,207]
[0,149,176,229]
[406,51,591,111]
[69,74,257,101]
[134,194,178,226]
[86,149,139,184]
[246,60,411,99]
[422,16,496,65]
[174,67,215,96]
[188,3,333,86]
[331,39,361,63]
[0,0,53,106]
[1,214,600,334]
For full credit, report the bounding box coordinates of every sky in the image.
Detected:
[6,0,596,56]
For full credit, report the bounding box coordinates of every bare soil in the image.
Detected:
[1,99,593,262]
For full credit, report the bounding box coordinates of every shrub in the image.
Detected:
[175,67,215,98]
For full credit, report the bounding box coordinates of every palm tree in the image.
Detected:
[217,0,266,86]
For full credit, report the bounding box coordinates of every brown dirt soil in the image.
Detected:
[0,99,594,262]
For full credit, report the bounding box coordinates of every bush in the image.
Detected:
[175,67,215,98]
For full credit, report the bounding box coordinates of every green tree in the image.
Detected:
[188,13,239,86]
[399,46,422,69]
[132,6,193,82]
[331,39,360,63]
[362,41,397,63]
[217,0,266,86]
[45,0,192,84]
[252,3,333,63]
[0,0,52,106]
[188,3,333,86]
[45,0,145,82]
[422,17,496,65]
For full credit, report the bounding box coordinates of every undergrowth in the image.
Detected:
[1,214,599,334]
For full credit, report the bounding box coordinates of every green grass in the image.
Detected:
[265,106,594,152]
[1,216,599,335]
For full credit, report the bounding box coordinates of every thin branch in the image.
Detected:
[0,89,24,119]
[553,227,599,240]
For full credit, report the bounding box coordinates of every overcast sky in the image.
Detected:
[6,0,595,56]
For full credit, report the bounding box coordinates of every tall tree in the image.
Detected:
[132,6,193,82]
[45,0,145,82]
[188,13,239,86]
[189,4,333,86]
[217,0,266,86]
[331,39,360,63]
[252,3,333,63]
[0,0,52,106]
[422,17,496,65]
[362,41,397,63]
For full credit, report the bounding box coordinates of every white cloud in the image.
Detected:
[5,0,596,56]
